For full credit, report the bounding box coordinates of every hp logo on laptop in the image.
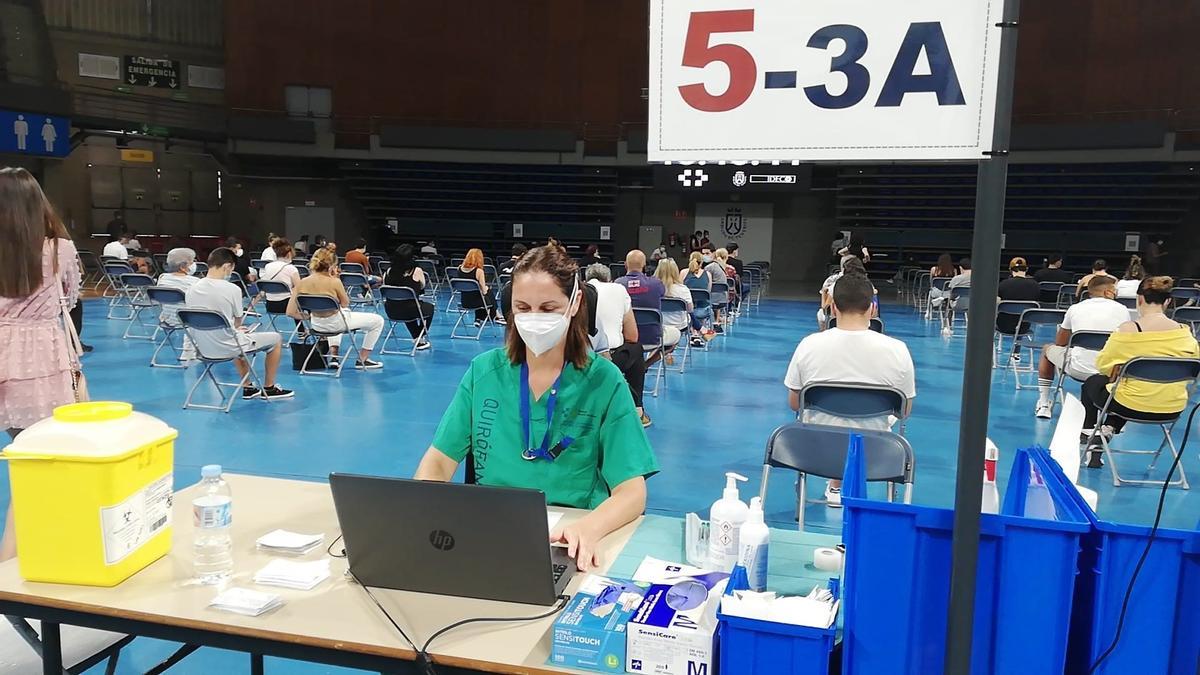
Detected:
[429,529,456,551]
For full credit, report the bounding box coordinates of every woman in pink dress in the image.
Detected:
[0,167,81,559]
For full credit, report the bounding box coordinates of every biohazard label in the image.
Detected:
[99,473,172,565]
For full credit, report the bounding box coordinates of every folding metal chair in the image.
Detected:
[1174,306,1200,338]
[192,262,208,278]
[339,262,366,275]
[993,300,1040,372]
[826,316,884,333]
[227,271,260,316]
[924,277,952,319]
[912,272,932,312]
[633,307,667,397]
[798,382,911,435]
[340,272,378,311]
[295,294,361,377]
[296,264,311,279]
[145,286,189,368]
[1081,357,1200,489]
[1169,287,1199,310]
[944,286,971,331]
[368,255,386,276]
[378,260,392,278]
[1116,296,1137,311]
[178,309,273,413]
[417,259,441,294]
[1056,284,1077,309]
[482,264,498,285]
[744,267,764,310]
[119,274,158,339]
[250,259,269,273]
[688,287,713,352]
[609,262,626,281]
[711,282,730,333]
[380,285,430,356]
[661,297,692,373]
[758,422,914,530]
[77,249,107,292]
[1010,308,1067,389]
[102,262,135,318]
[1038,281,1064,307]
[255,280,294,335]
[151,252,169,275]
[1050,330,1111,412]
[1,615,140,675]
[449,278,497,340]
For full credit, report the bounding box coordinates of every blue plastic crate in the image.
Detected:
[1035,449,1200,675]
[717,580,839,675]
[840,441,1090,675]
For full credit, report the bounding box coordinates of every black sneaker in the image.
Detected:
[242,386,262,399]
[355,359,383,370]
[690,336,704,347]
[81,343,94,353]
[260,385,295,400]
[1086,448,1104,469]
[415,340,432,351]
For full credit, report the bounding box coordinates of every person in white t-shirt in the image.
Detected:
[586,263,651,428]
[259,237,303,335]
[185,247,293,400]
[1115,255,1144,299]
[260,235,279,262]
[1034,274,1128,418]
[784,274,916,506]
[102,237,129,260]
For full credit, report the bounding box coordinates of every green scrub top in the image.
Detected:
[432,348,659,509]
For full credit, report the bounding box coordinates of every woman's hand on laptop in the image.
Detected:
[550,522,600,572]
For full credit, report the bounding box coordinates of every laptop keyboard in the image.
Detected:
[552,563,569,584]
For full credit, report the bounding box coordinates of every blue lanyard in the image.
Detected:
[519,363,573,462]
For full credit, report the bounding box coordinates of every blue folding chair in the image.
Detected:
[340,272,378,311]
[416,259,441,293]
[103,262,135,318]
[339,262,366,275]
[633,307,666,397]
[798,382,911,435]
[1010,308,1067,389]
[758,422,914,530]
[688,288,713,352]
[661,297,692,373]
[119,274,158,340]
[380,285,431,356]
[993,300,1040,373]
[944,286,971,332]
[449,278,497,340]
[250,259,269,272]
[145,286,188,368]
[177,309,273,413]
[255,280,296,337]
[1116,296,1137,310]
[1169,287,1199,310]
[368,255,386,276]
[295,294,360,378]
[1050,330,1111,412]
[1173,306,1200,338]
[609,262,626,281]
[924,277,952,319]
[1038,281,1064,307]
[711,282,729,334]
[1082,357,1200,488]
[192,262,208,278]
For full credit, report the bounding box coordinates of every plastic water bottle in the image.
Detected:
[192,464,233,583]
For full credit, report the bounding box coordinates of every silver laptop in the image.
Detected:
[329,474,576,606]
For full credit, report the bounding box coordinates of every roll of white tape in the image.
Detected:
[813,547,843,572]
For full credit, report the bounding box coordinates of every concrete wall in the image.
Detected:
[221,177,365,250]
[50,30,224,106]
[613,189,838,282]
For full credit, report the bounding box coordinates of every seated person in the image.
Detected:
[156,247,200,360]
[452,248,498,325]
[102,231,151,275]
[653,258,691,359]
[382,244,435,350]
[1034,254,1075,284]
[225,237,257,283]
[701,245,729,331]
[1116,255,1145,299]
[587,263,652,428]
[817,264,842,330]
[185,248,293,399]
[930,253,957,281]
[682,252,714,345]
[930,257,971,309]
[616,249,668,349]
[1034,275,1129,419]
[344,238,382,287]
[1081,276,1200,466]
[260,235,280,261]
[996,257,1041,356]
[499,243,527,276]
[260,237,303,335]
[287,248,385,370]
[1076,259,1114,299]
[415,245,659,571]
[784,274,916,506]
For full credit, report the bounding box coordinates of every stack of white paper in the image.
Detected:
[720,586,839,629]
[253,559,331,591]
[255,529,324,555]
[209,588,284,617]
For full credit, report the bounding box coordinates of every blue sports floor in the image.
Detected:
[3,292,1196,674]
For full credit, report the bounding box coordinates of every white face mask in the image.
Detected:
[702,254,713,264]
[235,248,244,257]
[187,262,197,275]
[514,280,578,357]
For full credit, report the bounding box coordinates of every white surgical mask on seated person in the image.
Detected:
[702,255,713,264]
[235,248,244,257]
[187,262,197,275]
[514,279,578,357]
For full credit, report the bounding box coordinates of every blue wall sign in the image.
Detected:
[0,109,71,158]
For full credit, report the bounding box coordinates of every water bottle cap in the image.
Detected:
[201,464,222,478]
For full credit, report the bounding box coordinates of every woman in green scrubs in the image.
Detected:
[415,245,658,571]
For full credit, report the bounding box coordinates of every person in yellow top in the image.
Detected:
[1081,276,1200,467]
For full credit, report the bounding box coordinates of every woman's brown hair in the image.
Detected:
[271,237,293,258]
[309,247,337,273]
[505,245,591,369]
[1138,276,1174,306]
[463,248,484,270]
[688,251,704,274]
[0,167,66,298]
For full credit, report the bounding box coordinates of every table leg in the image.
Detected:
[250,653,264,675]
[41,620,63,675]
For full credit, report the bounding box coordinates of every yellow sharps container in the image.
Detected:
[2,401,177,586]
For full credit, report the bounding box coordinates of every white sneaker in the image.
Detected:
[415,339,432,351]
[824,484,842,508]
[1035,402,1053,419]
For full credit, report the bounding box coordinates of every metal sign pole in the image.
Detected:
[943,0,1022,672]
